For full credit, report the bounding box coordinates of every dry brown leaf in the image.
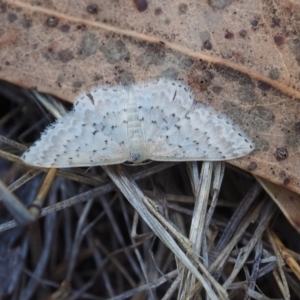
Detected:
[1,0,300,193]
[258,176,300,233]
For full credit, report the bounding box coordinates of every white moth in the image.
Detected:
[22,78,254,167]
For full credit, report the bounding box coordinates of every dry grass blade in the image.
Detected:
[269,230,300,283]
[103,165,227,300]
[0,179,34,224]
[28,168,57,218]
[180,162,217,297]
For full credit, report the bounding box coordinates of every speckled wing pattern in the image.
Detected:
[22,78,254,167]
[22,87,130,167]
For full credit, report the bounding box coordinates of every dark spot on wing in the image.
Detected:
[86,92,95,104]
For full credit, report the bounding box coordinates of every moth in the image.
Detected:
[22,78,254,167]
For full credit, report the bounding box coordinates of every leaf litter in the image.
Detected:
[0,81,298,299]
